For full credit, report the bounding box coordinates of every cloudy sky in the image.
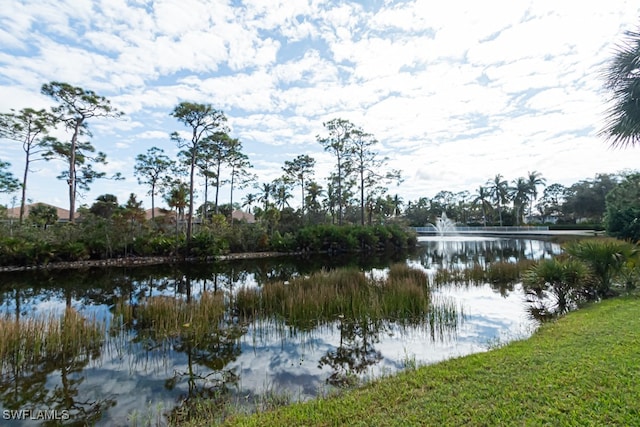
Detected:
[1,0,639,212]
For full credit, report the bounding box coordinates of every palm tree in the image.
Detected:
[392,194,403,217]
[305,180,324,217]
[166,182,188,221]
[242,193,256,213]
[273,178,293,211]
[472,186,492,226]
[601,28,640,148]
[257,183,273,211]
[510,177,530,225]
[487,174,509,226]
[526,170,546,218]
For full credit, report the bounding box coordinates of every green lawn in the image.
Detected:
[217,295,640,426]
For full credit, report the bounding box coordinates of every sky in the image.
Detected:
[1,0,640,213]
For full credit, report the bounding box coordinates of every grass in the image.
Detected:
[0,307,105,372]
[433,259,535,288]
[235,264,436,330]
[205,294,640,426]
[113,292,227,345]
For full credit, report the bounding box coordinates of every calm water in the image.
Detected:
[0,236,561,426]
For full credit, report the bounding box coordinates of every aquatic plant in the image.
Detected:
[113,292,227,345]
[433,259,534,289]
[0,308,105,373]
[234,263,457,335]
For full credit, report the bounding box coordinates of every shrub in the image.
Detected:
[190,230,226,258]
[523,258,593,319]
[53,241,89,262]
[349,226,378,251]
[564,238,638,298]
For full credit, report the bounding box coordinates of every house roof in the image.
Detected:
[231,210,255,223]
[144,207,173,220]
[5,203,77,221]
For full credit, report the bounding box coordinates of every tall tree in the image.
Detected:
[283,154,315,218]
[0,160,20,194]
[134,147,175,220]
[526,170,546,218]
[472,186,492,226]
[350,128,401,225]
[0,108,55,223]
[44,140,119,206]
[171,102,227,243]
[242,193,256,213]
[604,172,640,240]
[193,131,233,217]
[272,177,293,211]
[257,182,273,211]
[122,193,146,228]
[601,27,640,147]
[305,180,324,221]
[454,190,471,224]
[563,174,618,222]
[317,118,356,225]
[165,180,189,223]
[41,82,123,222]
[226,139,254,225]
[537,183,566,219]
[510,177,530,225]
[487,174,509,226]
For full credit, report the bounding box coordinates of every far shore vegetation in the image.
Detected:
[2,82,640,271]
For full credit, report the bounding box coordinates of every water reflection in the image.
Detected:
[0,308,115,426]
[0,238,560,425]
[417,236,561,267]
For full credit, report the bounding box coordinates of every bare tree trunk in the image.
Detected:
[68,121,81,223]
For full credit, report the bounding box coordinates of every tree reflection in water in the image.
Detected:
[0,240,549,424]
[0,308,115,425]
[112,290,248,424]
[318,317,383,387]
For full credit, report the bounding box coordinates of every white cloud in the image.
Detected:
[1,0,640,211]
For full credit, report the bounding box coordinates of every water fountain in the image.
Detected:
[420,213,499,259]
[423,212,457,236]
[434,212,457,236]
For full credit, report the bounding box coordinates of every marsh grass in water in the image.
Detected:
[0,307,105,373]
[113,292,227,345]
[235,263,434,329]
[433,259,535,288]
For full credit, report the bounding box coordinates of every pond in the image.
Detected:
[0,236,561,426]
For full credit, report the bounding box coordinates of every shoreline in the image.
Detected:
[0,251,293,273]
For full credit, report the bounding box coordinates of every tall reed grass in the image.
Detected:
[113,292,227,345]
[0,308,105,373]
[433,259,535,287]
[235,263,434,330]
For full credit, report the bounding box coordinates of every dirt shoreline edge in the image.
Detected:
[0,251,294,273]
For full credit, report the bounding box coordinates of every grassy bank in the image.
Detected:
[213,295,640,426]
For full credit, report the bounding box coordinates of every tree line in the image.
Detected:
[4,12,640,247]
[0,83,635,236]
[400,171,629,229]
[0,83,406,235]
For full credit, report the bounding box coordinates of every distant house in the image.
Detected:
[231,210,255,223]
[144,207,174,220]
[5,203,78,222]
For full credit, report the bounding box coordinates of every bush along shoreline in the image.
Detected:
[0,223,417,271]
